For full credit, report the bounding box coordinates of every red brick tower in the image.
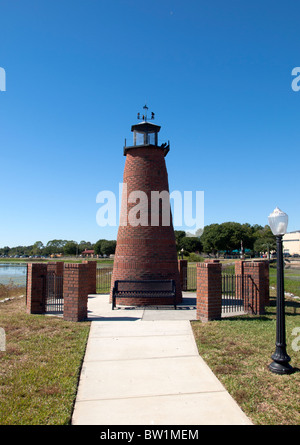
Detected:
[110,106,182,306]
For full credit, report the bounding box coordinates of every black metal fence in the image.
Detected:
[186,266,197,291]
[181,265,197,291]
[97,265,233,294]
[45,272,63,314]
[184,263,236,292]
[95,264,257,315]
[222,273,255,314]
[96,267,113,294]
[42,267,113,313]
[96,266,199,293]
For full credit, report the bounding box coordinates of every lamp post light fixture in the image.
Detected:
[268,207,294,375]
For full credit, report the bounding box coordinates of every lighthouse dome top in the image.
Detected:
[124,105,170,156]
[131,120,161,134]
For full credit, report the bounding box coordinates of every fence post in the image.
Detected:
[63,263,89,322]
[82,260,97,294]
[178,259,188,291]
[239,261,269,315]
[26,263,47,314]
[196,260,222,322]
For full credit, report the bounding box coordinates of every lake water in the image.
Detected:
[0,263,27,286]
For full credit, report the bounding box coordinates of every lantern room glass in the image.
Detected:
[133,130,158,146]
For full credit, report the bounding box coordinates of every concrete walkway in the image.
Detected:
[71,293,252,425]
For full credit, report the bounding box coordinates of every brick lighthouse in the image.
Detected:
[110,106,182,306]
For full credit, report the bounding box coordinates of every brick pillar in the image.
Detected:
[178,259,188,291]
[196,260,222,322]
[82,260,97,294]
[235,260,243,276]
[242,261,268,315]
[63,263,89,322]
[26,263,47,314]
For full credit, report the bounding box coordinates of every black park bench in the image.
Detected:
[112,279,177,310]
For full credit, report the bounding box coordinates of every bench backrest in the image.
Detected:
[114,280,175,293]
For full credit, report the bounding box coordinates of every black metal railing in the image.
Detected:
[187,266,197,291]
[45,272,63,314]
[222,274,255,314]
[95,264,257,315]
[185,263,236,292]
[96,267,113,294]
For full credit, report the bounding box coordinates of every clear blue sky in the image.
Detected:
[0,0,299,247]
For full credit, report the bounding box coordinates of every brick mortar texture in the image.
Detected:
[196,261,222,322]
[63,263,89,321]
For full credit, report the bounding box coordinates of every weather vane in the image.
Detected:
[137,104,155,122]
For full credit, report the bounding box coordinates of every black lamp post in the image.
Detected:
[268,207,294,375]
[180,248,184,260]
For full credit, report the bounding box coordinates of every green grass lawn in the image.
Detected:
[0,293,90,425]
[1,265,300,425]
[269,265,300,297]
[191,291,300,425]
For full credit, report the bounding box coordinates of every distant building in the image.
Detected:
[283,231,300,255]
[81,249,95,257]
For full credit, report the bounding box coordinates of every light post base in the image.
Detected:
[269,360,294,375]
[269,347,294,374]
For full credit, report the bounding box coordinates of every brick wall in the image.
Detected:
[235,260,243,277]
[63,263,89,322]
[243,261,268,315]
[26,261,96,321]
[82,260,97,294]
[235,260,269,315]
[26,263,47,314]
[196,260,222,322]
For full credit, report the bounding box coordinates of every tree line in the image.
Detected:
[176,222,275,256]
[0,222,276,258]
[0,239,117,257]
